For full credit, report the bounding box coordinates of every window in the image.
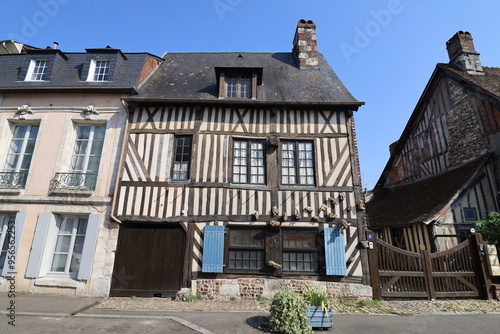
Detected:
[50,216,87,274]
[25,213,99,280]
[0,215,15,273]
[50,125,105,191]
[87,59,111,81]
[217,69,259,99]
[281,140,315,185]
[463,208,477,221]
[226,75,251,98]
[227,228,266,272]
[25,60,48,81]
[233,139,266,184]
[2,125,39,188]
[172,135,192,181]
[282,229,318,272]
[71,125,105,174]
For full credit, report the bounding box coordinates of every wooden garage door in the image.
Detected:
[111,224,186,298]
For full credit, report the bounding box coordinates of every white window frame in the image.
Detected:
[25,213,100,281]
[25,59,49,81]
[281,140,315,185]
[232,138,266,184]
[49,216,88,277]
[70,125,105,174]
[3,124,39,173]
[86,58,111,82]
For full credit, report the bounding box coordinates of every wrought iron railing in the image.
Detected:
[0,171,28,189]
[49,172,97,191]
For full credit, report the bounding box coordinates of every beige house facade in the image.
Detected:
[0,43,161,296]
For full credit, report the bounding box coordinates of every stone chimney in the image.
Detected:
[293,19,319,70]
[446,31,483,75]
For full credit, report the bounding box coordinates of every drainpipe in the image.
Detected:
[109,99,132,224]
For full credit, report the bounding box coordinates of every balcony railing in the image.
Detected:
[49,172,97,191]
[0,172,28,189]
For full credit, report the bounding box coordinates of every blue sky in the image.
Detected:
[2,0,499,189]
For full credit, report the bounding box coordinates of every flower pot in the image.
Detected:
[306,306,333,329]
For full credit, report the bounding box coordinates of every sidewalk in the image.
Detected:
[1,293,499,334]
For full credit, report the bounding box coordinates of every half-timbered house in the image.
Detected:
[110,20,371,300]
[0,42,161,296]
[367,31,500,252]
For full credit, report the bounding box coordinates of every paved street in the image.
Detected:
[1,312,500,333]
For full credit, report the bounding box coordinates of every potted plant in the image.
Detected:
[267,290,313,334]
[303,286,333,329]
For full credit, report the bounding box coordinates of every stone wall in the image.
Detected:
[193,278,372,301]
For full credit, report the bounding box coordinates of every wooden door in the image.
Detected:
[111,224,186,297]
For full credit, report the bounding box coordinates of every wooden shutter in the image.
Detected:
[77,214,100,280]
[202,225,225,273]
[324,227,347,276]
[1,213,26,277]
[25,213,51,278]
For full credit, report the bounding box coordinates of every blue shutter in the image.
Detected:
[202,225,225,273]
[25,213,51,278]
[77,214,100,280]
[324,227,347,276]
[2,213,26,277]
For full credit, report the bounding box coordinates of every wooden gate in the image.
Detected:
[368,233,492,299]
[111,223,186,298]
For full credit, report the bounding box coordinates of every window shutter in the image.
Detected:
[202,225,225,273]
[2,213,26,277]
[324,227,347,276]
[77,214,100,281]
[25,213,51,278]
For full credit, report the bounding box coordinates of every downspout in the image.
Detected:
[110,99,132,224]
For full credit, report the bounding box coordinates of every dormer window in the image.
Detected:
[226,74,252,98]
[25,60,48,81]
[87,59,111,81]
[216,68,262,100]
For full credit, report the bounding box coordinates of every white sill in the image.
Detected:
[34,278,79,289]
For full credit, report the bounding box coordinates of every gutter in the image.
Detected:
[122,97,364,110]
[109,99,131,225]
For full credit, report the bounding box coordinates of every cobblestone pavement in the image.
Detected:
[94,297,500,315]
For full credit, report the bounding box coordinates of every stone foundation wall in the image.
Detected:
[194,278,372,301]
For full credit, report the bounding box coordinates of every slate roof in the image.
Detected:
[440,64,500,98]
[366,155,489,228]
[0,51,161,93]
[131,52,362,106]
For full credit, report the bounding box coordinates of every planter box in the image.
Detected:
[306,306,333,329]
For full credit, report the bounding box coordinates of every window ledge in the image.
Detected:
[34,278,79,289]
[48,189,93,197]
[0,189,22,195]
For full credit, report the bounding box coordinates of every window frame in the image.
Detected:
[49,216,88,276]
[218,70,258,99]
[86,58,111,82]
[70,124,106,174]
[280,140,316,186]
[171,135,193,181]
[463,207,478,221]
[225,226,266,274]
[0,215,15,273]
[282,228,320,274]
[232,138,266,185]
[25,59,49,81]
[223,226,321,275]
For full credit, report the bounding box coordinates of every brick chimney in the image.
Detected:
[446,31,483,75]
[293,19,319,70]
